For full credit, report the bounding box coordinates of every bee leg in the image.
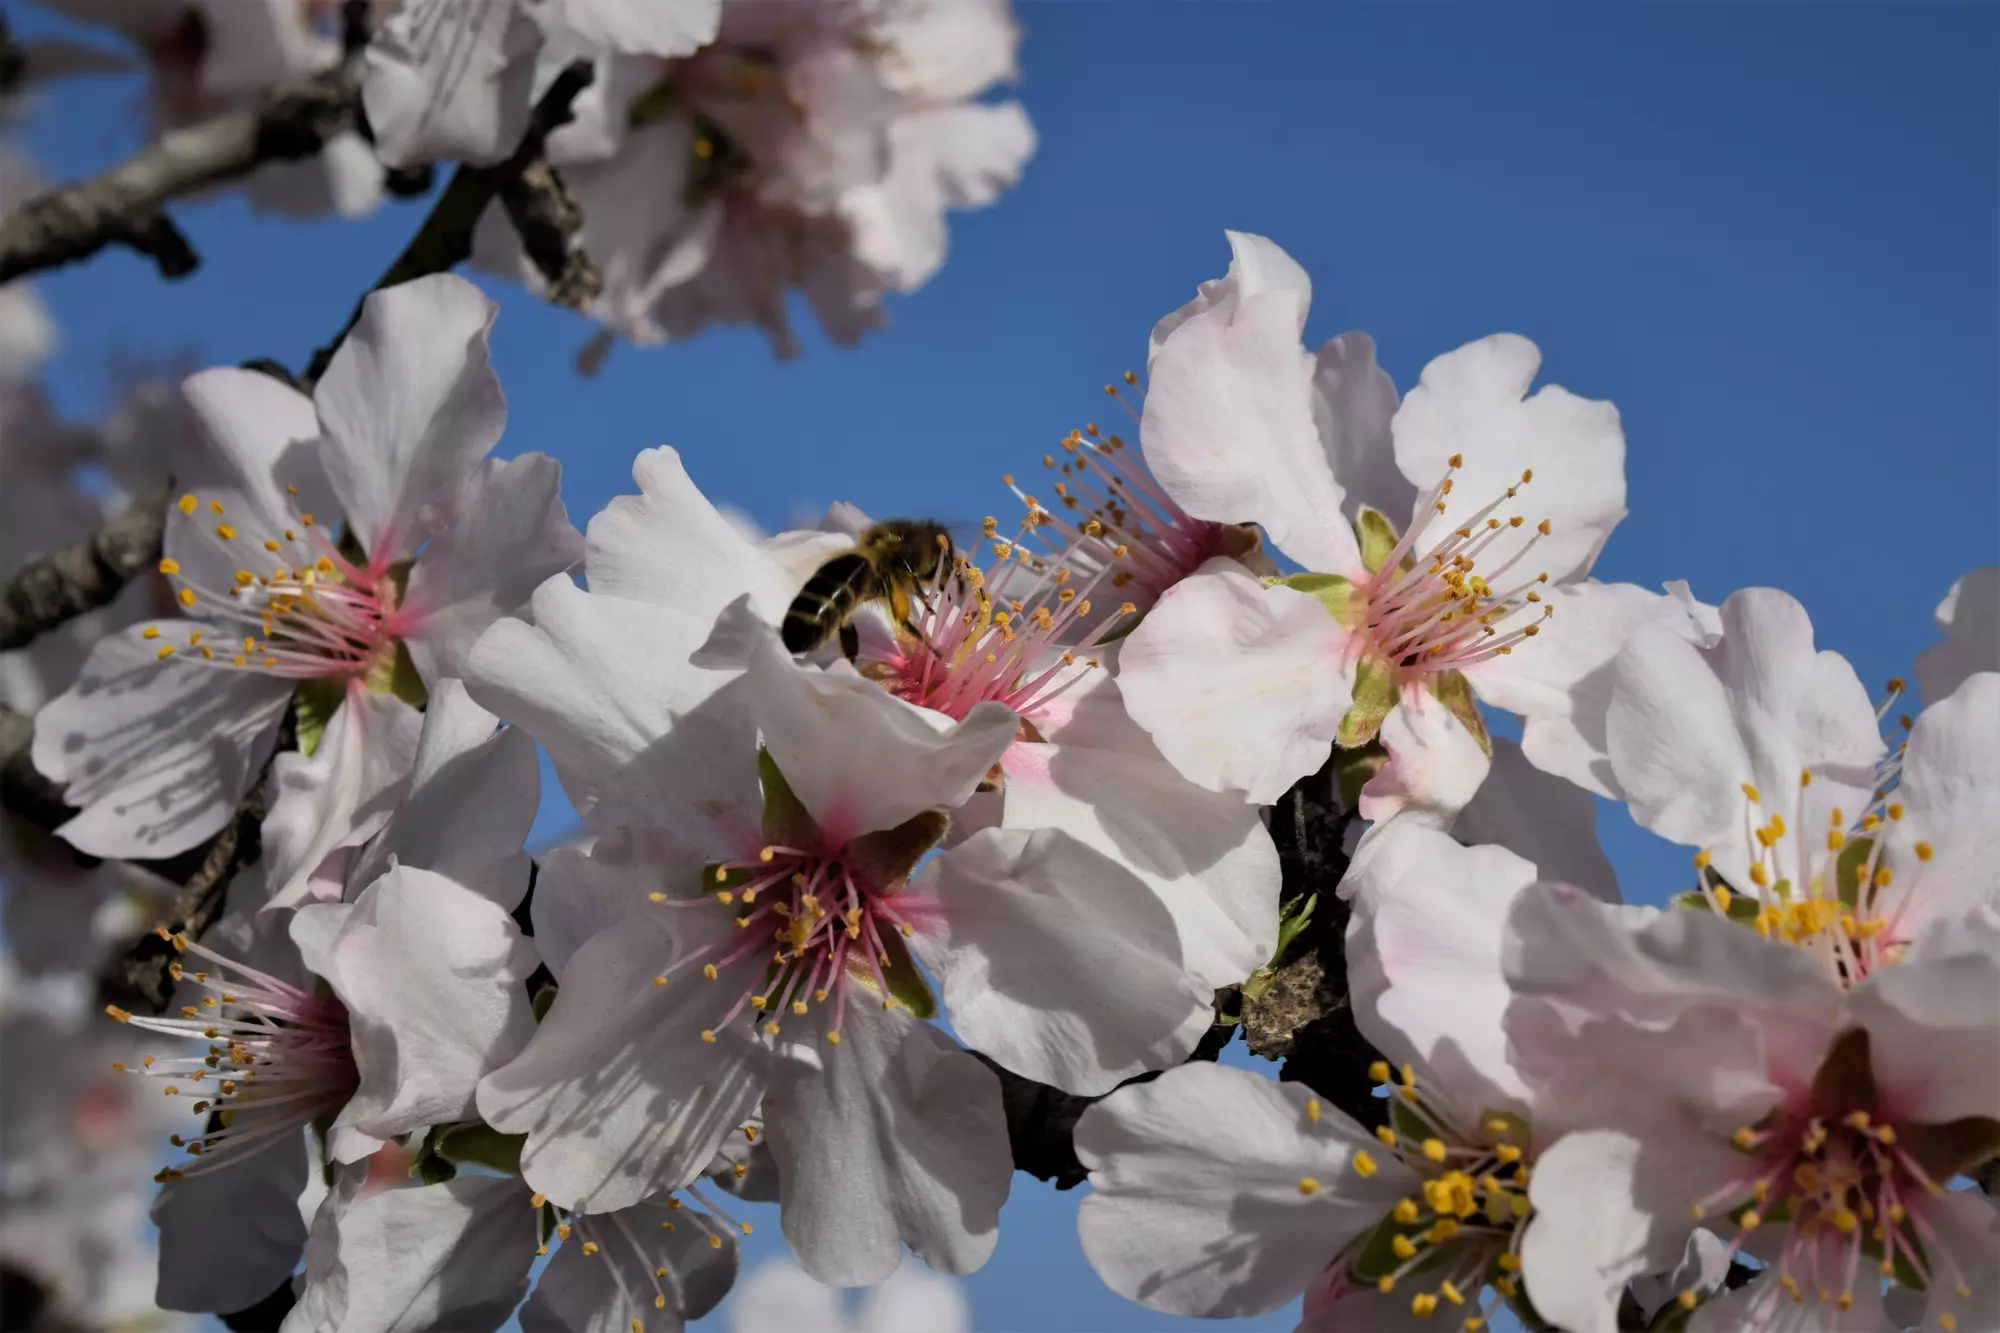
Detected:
[839,621,861,663]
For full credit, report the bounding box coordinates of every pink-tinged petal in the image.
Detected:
[1453,738,1619,901]
[313,274,506,564]
[1503,581,1713,799]
[153,1132,309,1314]
[535,0,718,56]
[584,446,803,624]
[33,622,294,858]
[992,736,1278,990]
[1686,1236,1893,1332]
[846,102,1035,292]
[260,689,424,914]
[1358,691,1490,827]
[362,0,539,169]
[1346,824,1539,1120]
[1147,230,1310,363]
[1391,334,1626,584]
[1916,567,1999,708]
[465,578,761,847]
[345,679,539,912]
[1628,1229,1732,1327]
[398,451,582,684]
[764,1004,1009,1287]
[527,825,703,985]
[1882,671,2000,935]
[1848,910,2000,1125]
[1141,236,1358,574]
[523,1195,739,1333]
[1075,1062,1415,1319]
[305,866,539,1156]
[868,0,1019,100]
[288,1171,536,1333]
[1607,587,1883,890]
[1523,1126,1745,1333]
[176,365,331,527]
[1118,561,1354,803]
[915,827,1213,1096]
[1311,331,1409,527]
[1915,1191,2000,1333]
[708,600,1016,843]
[476,921,765,1212]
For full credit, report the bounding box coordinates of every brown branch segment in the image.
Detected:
[0,69,361,283]
[0,702,75,837]
[0,484,168,652]
[300,60,601,386]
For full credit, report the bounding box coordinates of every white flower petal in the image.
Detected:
[1606,586,1883,889]
[1118,561,1353,803]
[476,921,765,1212]
[1915,567,1999,708]
[916,827,1213,1096]
[1358,690,1491,827]
[1147,230,1310,363]
[466,578,761,845]
[1883,671,2000,934]
[307,866,539,1155]
[534,0,718,57]
[1141,235,1359,574]
[1917,1191,2000,1333]
[1847,910,2000,1125]
[260,689,424,914]
[526,826,700,985]
[583,446,801,624]
[345,679,540,911]
[764,1004,1009,1287]
[153,1131,310,1314]
[283,1171,536,1333]
[362,0,540,168]
[1391,334,1626,583]
[1311,331,1409,527]
[1346,823,1540,1119]
[399,451,582,684]
[1453,737,1619,901]
[33,622,294,858]
[522,1196,740,1333]
[313,275,506,564]
[1075,1062,1414,1319]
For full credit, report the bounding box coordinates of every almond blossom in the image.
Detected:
[1915,567,1999,709]
[1116,231,1649,813]
[31,275,581,860]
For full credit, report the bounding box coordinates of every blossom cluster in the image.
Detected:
[9,226,1997,1333]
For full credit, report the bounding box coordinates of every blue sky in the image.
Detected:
[12,2,1997,1330]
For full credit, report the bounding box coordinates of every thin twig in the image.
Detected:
[0,68,361,283]
[0,483,168,652]
[300,60,601,386]
[0,702,75,838]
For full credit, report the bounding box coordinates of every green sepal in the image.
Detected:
[627,74,679,128]
[362,638,427,710]
[409,1125,458,1185]
[758,748,822,848]
[436,1122,526,1177]
[1338,656,1401,748]
[1347,1211,1430,1285]
[531,984,559,1023]
[845,810,950,894]
[1336,740,1389,810]
[846,925,935,1020]
[1671,887,1760,923]
[295,678,344,758]
[1388,1094,1434,1150]
[1355,508,1402,575]
[1427,670,1491,757]
[1275,571,1362,628]
[1834,836,1876,910]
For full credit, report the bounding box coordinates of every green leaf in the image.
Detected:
[1355,508,1402,575]
[437,1122,526,1177]
[1336,741,1389,809]
[1671,886,1760,923]
[758,748,822,848]
[360,638,427,709]
[846,924,936,1019]
[1275,571,1362,628]
[1338,656,1401,748]
[295,678,344,758]
[1427,670,1491,757]
[845,810,951,893]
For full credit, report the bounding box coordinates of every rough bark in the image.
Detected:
[0,484,167,651]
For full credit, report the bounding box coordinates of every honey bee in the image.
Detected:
[783,520,955,659]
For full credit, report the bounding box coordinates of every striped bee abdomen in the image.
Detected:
[782,552,878,653]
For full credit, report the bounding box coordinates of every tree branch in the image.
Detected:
[0,702,77,839]
[300,60,602,386]
[0,68,361,283]
[0,483,168,652]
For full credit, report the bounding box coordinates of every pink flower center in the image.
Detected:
[106,929,358,1179]
[873,522,1135,728]
[1354,456,1554,684]
[654,845,930,1048]
[153,489,403,680]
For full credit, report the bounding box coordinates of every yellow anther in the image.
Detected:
[1494,1143,1522,1164]
[1741,781,1762,805]
[157,644,175,659]
[1307,1098,1321,1122]
[826,1031,841,1045]
[1915,842,1934,862]
[1713,885,1734,911]
[1392,1234,1418,1260]
[216,524,236,540]
[1887,802,1904,821]
[1440,1281,1465,1306]
[178,493,198,514]
[1353,1152,1377,1178]
[1496,1253,1521,1273]
[1739,1210,1762,1230]
[1297,1176,1321,1196]
[1448,453,1464,468]
[1749,864,1771,888]
[143,626,160,639]
[1411,1292,1439,1318]
[580,1241,599,1256]
[1376,1125,1399,1147]
[1378,1277,1396,1295]
[1693,849,1711,870]
[1369,1060,1391,1083]
[1422,1139,1448,1162]
[1828,830,1846,851]
[1393,1199,1420,1224]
